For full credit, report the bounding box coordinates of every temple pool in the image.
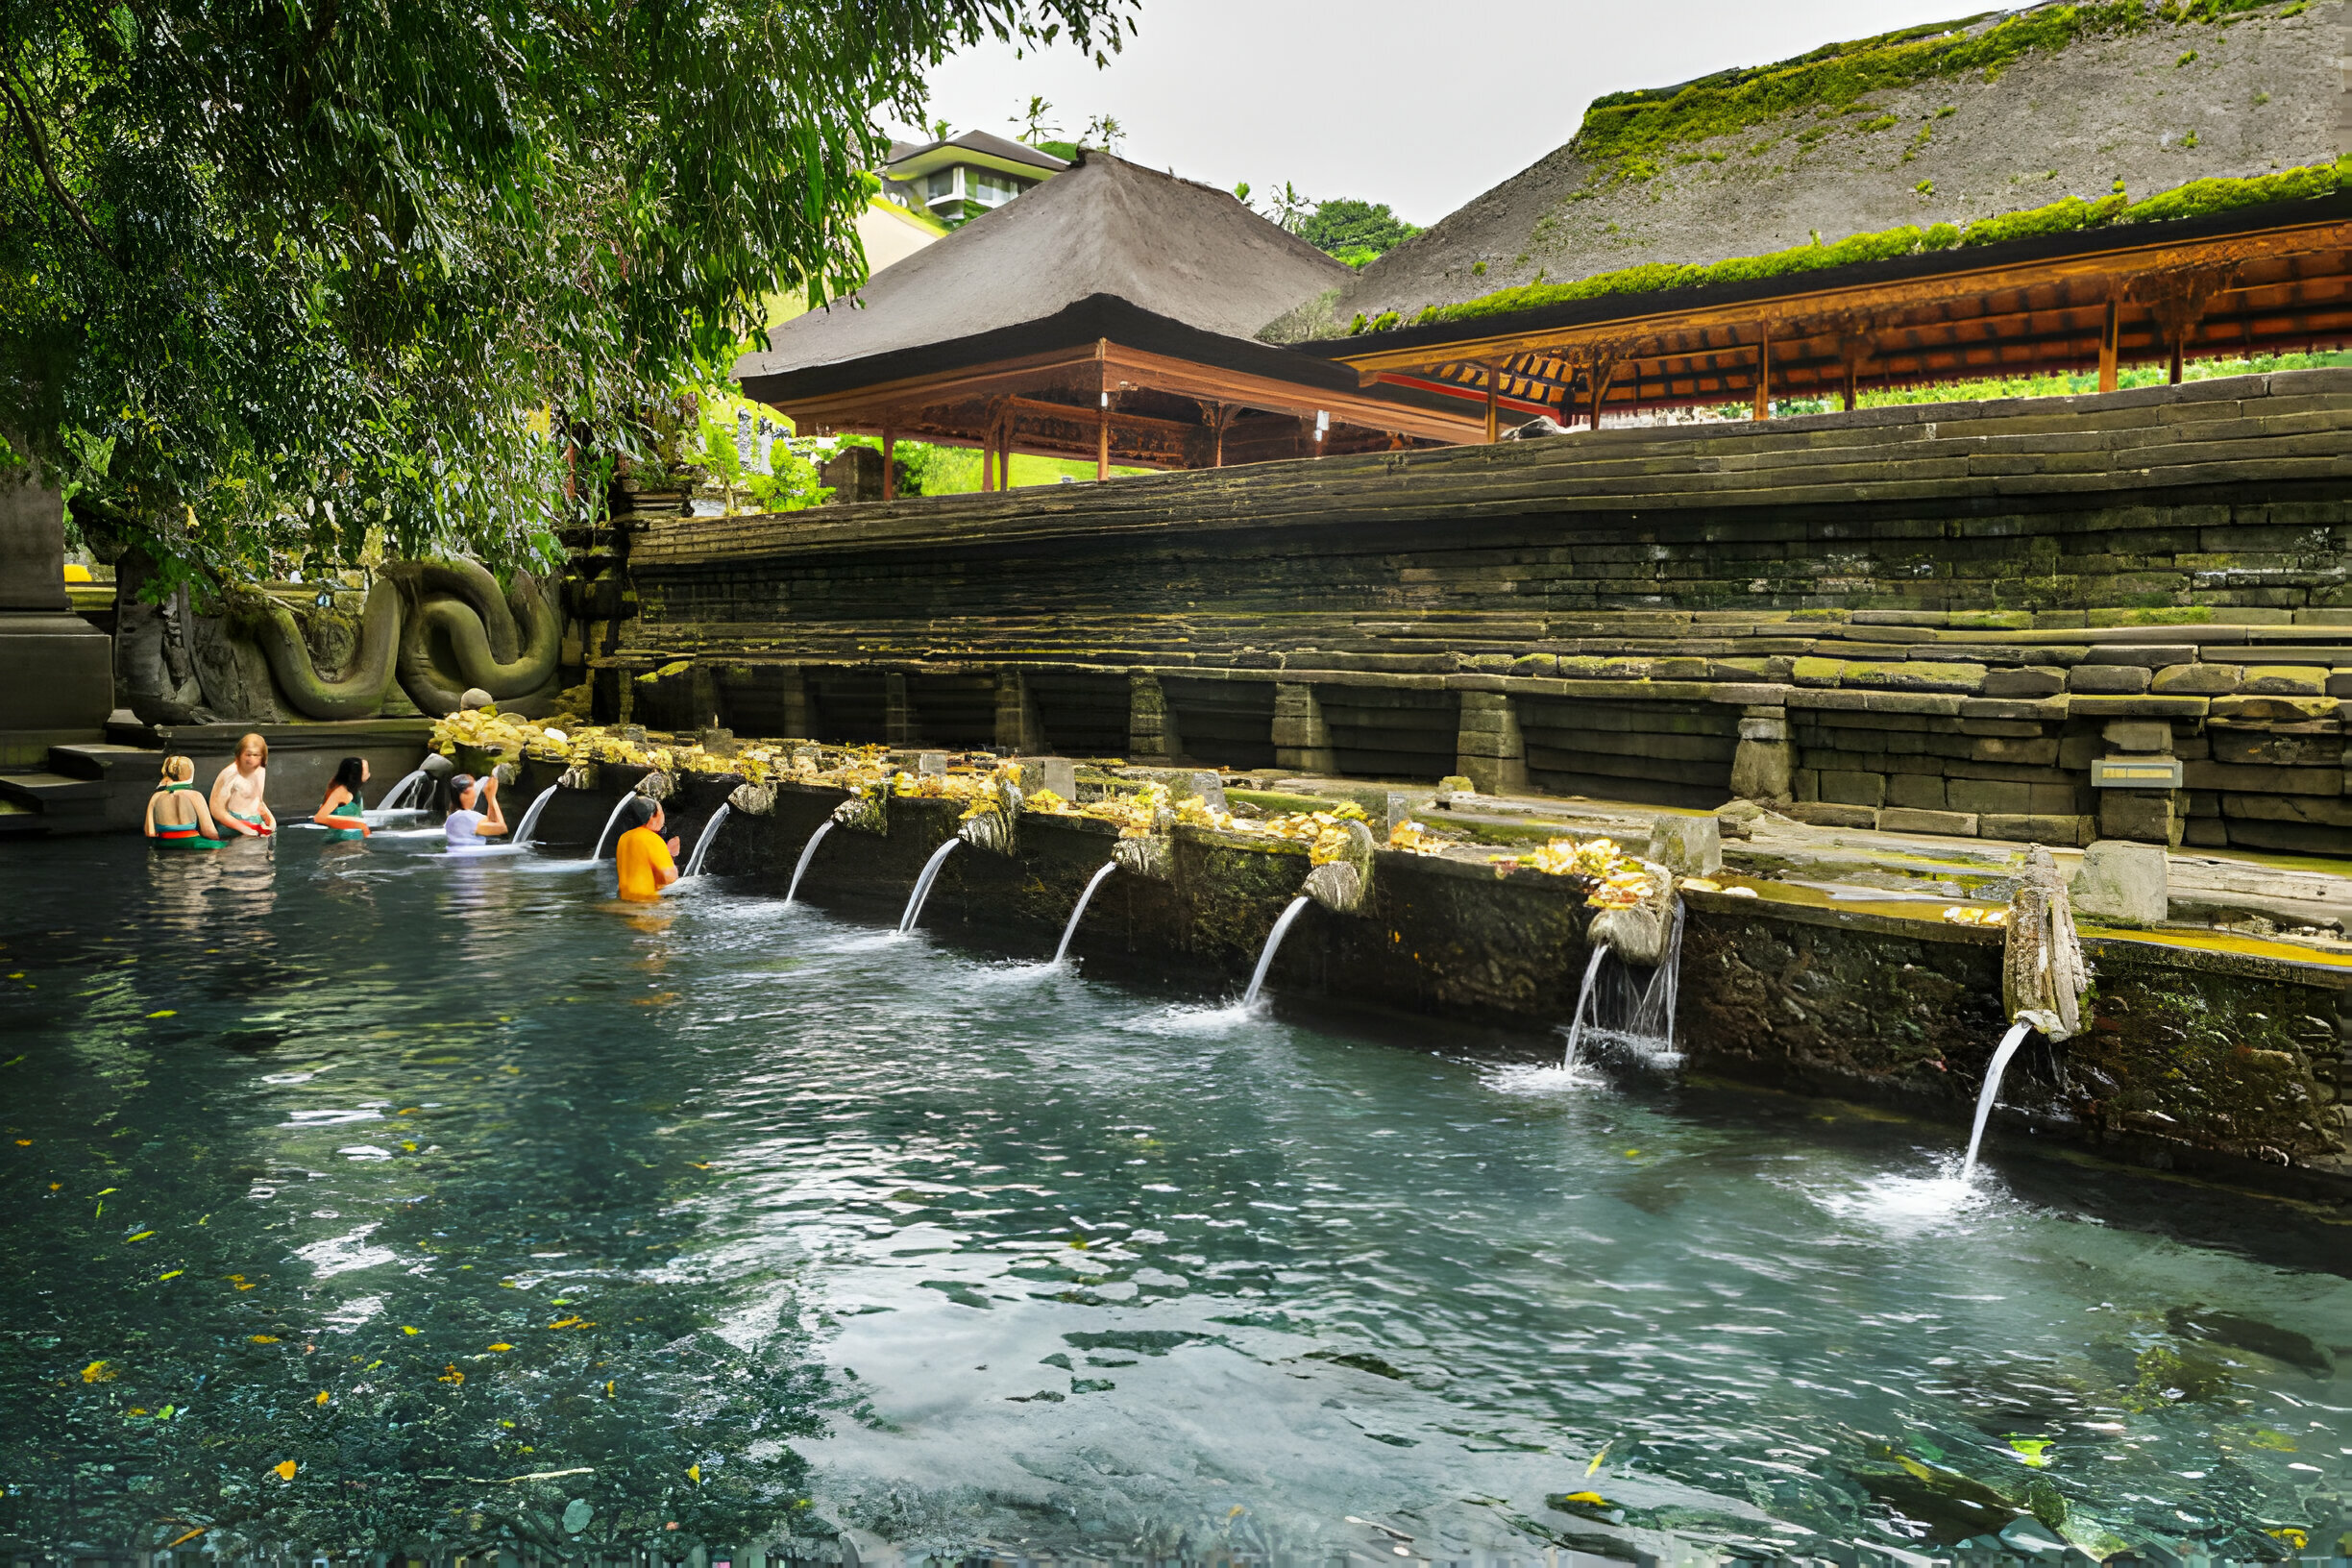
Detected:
[2,831,2347,1563]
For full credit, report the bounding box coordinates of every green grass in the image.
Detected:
[1746,350,2352,419]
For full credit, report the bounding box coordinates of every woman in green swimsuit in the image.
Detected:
[313,757,372,841]
[145,756,227,849]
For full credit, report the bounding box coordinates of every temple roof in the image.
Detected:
[735,151,1353,399]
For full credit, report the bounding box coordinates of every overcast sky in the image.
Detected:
[909,0,1985,224]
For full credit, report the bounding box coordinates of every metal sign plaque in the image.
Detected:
[2091,756,2184,790]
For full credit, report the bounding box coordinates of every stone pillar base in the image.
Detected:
[1455,690,1529,795]
[0,610,113,768]
[1730,706,1794,802]
[995,669,1045,753]
[1128,672,1180,761]
[1272,682,1335,773]
[884,672,918,747]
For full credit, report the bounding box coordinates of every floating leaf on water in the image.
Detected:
[487,1342,513,1352]
[272,1460,296,1481]
[159,1270,182,1282]
[82,1360,115,1382]
[148,1010,177,1018]
[402,1326,419,1335]
[250,1335,279,1344]
[687,1463,701,1483]
[2007,1437,2053,1467]
[438,1364,465,1385]
[126,1231,154,1242]
[2248,1429,2297,1451]
[1585,1439,1612,1477]
[603,1381,615,1397]
[313,1389,331,1406]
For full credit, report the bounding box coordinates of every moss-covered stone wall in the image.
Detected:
[606,374,2352,856]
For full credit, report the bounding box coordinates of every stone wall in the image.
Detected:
[602,373,2352,853]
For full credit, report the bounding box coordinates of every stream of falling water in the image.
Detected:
[586,792,637,860]
[785,820,833,903]
[1053,861,1118,964]
[898,836,962,933]
[684,803,733,877]
[1242,894,1313,1006]
[509,784,559,848]
[1963,1019,2036,1180]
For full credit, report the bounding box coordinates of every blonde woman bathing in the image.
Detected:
[209,732,277,836]
[146,756,227,849]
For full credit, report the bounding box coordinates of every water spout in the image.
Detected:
[379,768,429,812]
[1559,944,1611,1072]
[1559,901,1687,1073]
[683,804,732,877]
[586,794,636,861]
[1242,895,1313,1007]
[1054,862,1117,965]
[511,784,559,848]
[785,821,833,905]
[1962,1020,2035,1181]
[898,838,961,934]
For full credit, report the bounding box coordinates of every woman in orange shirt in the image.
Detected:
[614,796,681,901]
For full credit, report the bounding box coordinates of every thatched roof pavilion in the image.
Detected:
[734,152,1487,490]
[1293,191,2352,426]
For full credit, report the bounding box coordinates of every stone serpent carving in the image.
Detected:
[236,560,561,721]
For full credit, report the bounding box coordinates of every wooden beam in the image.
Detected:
[1325,218,2352,377]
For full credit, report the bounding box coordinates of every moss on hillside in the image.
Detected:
[1573,0,2296,183]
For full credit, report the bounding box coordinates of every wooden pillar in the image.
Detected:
[1213,414,1226,469]
[1752,330,1773,422]
[979,440,992,493]
[881,429,895,501]
[1483,363,1500,443]
[2168,334,2185,385]
[1096,390,1110,481]
[2098,299,2121,394]
[1588,360,1617,431]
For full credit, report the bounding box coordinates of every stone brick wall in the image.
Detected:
[604,373,2352,853]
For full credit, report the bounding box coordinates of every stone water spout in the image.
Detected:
[2002,844,2090,1042]
[1302,820,1376,914]
[832,788,887,836]
[955,771,1023,855]
[1965,844,2094,1179]
[1585,854,1678,966]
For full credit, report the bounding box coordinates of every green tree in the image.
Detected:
[1012,94,1061,142]
[0,0,1134,587]
[1297,198,1423,266]
[1263,180,1315,233]
[1081,111,1124,151]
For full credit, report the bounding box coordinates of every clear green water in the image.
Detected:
[4,830,2349,1563]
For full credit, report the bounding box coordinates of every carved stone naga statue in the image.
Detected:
[116,557,563,724]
